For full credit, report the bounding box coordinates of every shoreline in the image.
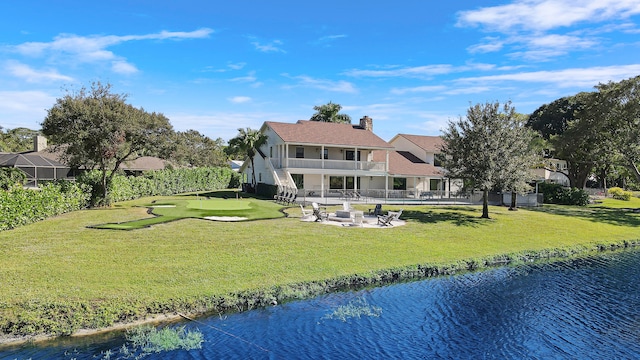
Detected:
[2,238,638,348]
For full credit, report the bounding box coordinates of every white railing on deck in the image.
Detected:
[272,158,385,171]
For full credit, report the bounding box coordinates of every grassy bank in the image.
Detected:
[1,194,639,340]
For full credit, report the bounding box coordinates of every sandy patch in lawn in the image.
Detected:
[203,216,248,222]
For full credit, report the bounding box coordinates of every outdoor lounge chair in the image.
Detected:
[377,209,403,226]
[312,202,328,222]
[300,204,313,219]
[368,204,382,216]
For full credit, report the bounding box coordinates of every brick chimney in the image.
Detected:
[33,136,47,152]
[359,116,373,131]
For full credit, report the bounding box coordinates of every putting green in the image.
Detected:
[90,195,285,230]
[185,199,252,211]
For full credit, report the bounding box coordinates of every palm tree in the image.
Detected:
[310,101,351,123]
[227,128,268,189]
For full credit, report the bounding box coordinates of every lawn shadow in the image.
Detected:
[400,208,485,227]
[529,205,640,227]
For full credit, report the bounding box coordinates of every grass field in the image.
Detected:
[1,192,639,338]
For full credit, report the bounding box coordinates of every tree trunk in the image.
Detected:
[627,159,640,184]
[250,157,257,190]
[509,190,518,211]
[481,189,490,219]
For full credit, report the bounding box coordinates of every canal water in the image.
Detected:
[3,248,640,359]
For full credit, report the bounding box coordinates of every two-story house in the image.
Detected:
[241,117,462,200]
[244,116,394,198]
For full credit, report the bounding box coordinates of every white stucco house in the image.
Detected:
[239,116,462,200]
[533,158,570,186]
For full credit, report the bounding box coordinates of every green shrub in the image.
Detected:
[77,167,235,205]
[0,181,90,231]
[538,183,589,206]
[608,187,632,201]
[0,168,26,190]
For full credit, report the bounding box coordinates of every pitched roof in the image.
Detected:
[265,120,393,149]
[0,153,69,168]
[372,150,443,177]
[120,156,168,171]
[392,134,444,153]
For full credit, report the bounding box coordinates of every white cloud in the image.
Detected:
[9,28,213,74]
[167,111,293,142]
[6,61,74,83]
[0,90,57,129]
[283,74,357,93]
[467,38,505,53]
[345,63,498,79]
[455,64,640,88]
[344,64,455,79]
[111,60,139,74]
[229,71,257,83]
[390,85,447,95]
[251,39,286,53]
[228,96,252,104]
[457,0,640,32]
[312,34,348,46]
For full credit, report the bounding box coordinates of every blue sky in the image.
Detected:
[2,0,640,143]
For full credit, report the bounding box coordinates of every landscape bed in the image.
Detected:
[1,192,639,344]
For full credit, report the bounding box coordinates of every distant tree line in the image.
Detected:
[527,74,640,190]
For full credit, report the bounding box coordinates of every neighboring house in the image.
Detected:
[120,156,170,176]
[0,136,75,187]
[0,152,74,187]
[241,117,462,199]
[1,136,171,186]
[533,158,570,186]
[229,160,243,172]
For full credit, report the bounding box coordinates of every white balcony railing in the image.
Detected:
[271,158,385,171]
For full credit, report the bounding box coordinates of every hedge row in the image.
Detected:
[0,181,90,231]
[1,167,240,231]
[77,167,239,204]
[538,182,590,206]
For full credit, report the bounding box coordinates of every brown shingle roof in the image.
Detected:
[120,156,168,171]
[265,120,393,149]
[394,134,444,153]
[372,150,443,177]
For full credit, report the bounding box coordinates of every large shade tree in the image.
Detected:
[594,75,640,183]
[310,101,351,123]
[527,92,604,188]
[441,101,537,218]
[41,82,173,205]
[170,130,227,167]
[227,128,267,189]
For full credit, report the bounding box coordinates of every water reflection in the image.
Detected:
[3,249,640,359]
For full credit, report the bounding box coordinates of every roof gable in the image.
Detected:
[372,150,443,177]
[265,120,393,149]
[392,134,444,153]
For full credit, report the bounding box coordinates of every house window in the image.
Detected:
[430,179,441,191]
[345,176,360,189]
[270,147,273,158]
[296,147,304,158]
[434,153,445,167]
[330,176,344,189]
[291,174,304,189]
[259,173,262,182]
[393,178,407,190]
[323,149,328,159]
[345,150,361,161]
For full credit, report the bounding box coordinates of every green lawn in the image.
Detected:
[90,193,284,230]
[1,194,639,337]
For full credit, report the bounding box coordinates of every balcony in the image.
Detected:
[271,158,386,171]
